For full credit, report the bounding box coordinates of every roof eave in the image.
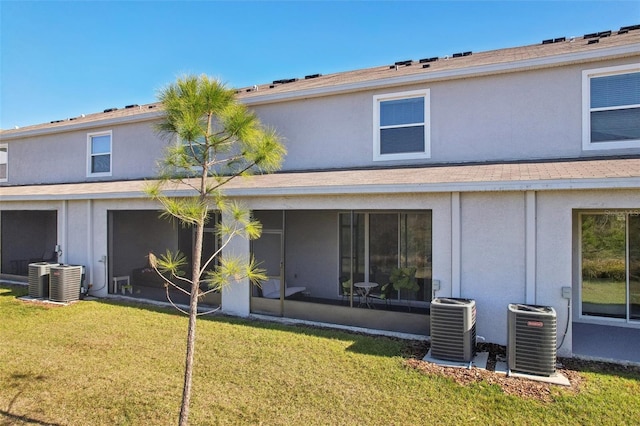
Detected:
[0,110,164,141]
[2,176,639,202]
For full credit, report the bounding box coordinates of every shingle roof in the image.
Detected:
[1,25,639,136]
[2,157,639,200]
[238,26,640,100]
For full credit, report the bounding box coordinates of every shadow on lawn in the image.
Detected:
[0,284,27,298]
[86,296,640,377]
[89,295,406,358]
[0,409,62,426]
[6,284,639,376]
[2,372,60,426]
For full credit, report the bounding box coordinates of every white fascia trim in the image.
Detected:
[0,177,640,201]
[224,177,640,196]
[243,44,640,106]
[4,176,639,202]
[0,110,163,140]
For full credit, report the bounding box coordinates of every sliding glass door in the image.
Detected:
[630,215,640,321]
[581,212,640,321]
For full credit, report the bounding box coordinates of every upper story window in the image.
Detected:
[373,89,430,161]
[87,131,112,176]
[582,63,640,150]
[0,143,7,182]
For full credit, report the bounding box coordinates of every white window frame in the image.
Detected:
[87,130,112,177]
[582,63,640,151]
[0,143,7,182]
[373,89,430,161]
[176,135,209,174]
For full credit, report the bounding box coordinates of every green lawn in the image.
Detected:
[1,284,639,425]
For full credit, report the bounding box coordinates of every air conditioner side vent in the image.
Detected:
[28,262,59,299]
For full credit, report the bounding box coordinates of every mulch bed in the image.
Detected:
[403,341,640,402]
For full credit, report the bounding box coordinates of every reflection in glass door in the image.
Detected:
[630,215,639,321]
[581,212,640,322]
[254,231,283,278]
[252,231,283,295]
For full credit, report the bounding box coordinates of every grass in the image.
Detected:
[1,284,639,425]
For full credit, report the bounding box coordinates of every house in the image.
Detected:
[1,25,639,363]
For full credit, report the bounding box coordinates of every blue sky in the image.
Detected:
[1,0,638,129]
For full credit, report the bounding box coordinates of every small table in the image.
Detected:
[354,282,378,308]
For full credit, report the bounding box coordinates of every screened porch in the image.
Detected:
[249,210,432,335]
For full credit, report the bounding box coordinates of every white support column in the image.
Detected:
[220,212,251,317]
[87,200,94,287]
[525,191,537,305]
[451,192,461,298]
[57,201,67,264]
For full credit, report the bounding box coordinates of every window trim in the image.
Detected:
[0,143,7,182]
[582,63,640,151]
[373,89,430,161]
[87,130,112,177]
[578,210,640,324]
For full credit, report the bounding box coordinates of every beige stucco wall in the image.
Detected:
[459,192,527,346]
[3,119,165,185]
[252,57,640,171]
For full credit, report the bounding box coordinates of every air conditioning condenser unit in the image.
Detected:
[430,297,477,362]
[508,304,557,376]
[49,264,83,303]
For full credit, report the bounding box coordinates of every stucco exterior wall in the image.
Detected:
[252,57,640,171]
[64,201,91,281]
[458,192,526,346]
[3,119,164,185]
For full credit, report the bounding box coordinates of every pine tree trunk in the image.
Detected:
[178,287,198,425]
[178,216,205,426]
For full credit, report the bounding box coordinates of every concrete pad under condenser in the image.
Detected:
[494,361,571,386]
[423,350,489,370]
[18,296,75,306]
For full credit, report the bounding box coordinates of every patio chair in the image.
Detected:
[368,282,392,306]
[340,276,360,305]
[30,250,56,263]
